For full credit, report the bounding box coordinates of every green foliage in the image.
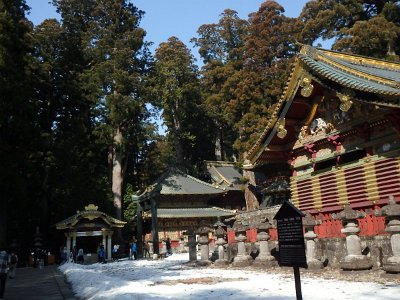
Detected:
[149,36,214,172]
[299,0,400,60]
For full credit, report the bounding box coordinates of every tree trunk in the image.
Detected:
[172,108,185,170]
[215,127,222,161]
[112,127,124,223]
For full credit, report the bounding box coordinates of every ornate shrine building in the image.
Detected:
[55,204,126,261]
[244,45,400,238]
[134,167,237,255]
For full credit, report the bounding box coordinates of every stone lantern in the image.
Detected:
[232,218,252,267]
[376,195,400,273]
[253,217,276,267]
[196,220,212,266]
[213,218,228,266]
[303,212,323,269]
[333,205,372,270]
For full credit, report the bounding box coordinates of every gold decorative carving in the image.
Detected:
[337,89,354,112]
[275,118,287,139]
[300,76,314,97]
[85,204,99,211]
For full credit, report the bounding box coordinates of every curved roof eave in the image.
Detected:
[246,45,400,167]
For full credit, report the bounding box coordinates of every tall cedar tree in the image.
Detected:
[150,37,213,173]
[192,9,248,161]
[235,1,298,156]
[44,1,113,226]
[299,0,400,59]
[80,0,151,222]
[0,0,43,248]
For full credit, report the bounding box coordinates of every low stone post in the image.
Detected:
[187,228,197,262]
[334,205,372,270]
[377,195,400,273]
[253,217,276,267]
[303,212,323,269]
[197,221,212,266]
[232,219,252,267]
[178,238,185,252]
[214,223,228,266]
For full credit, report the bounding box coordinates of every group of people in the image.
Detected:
[59,246,84,265]
[130,240,151,260]
[0,249,19,299]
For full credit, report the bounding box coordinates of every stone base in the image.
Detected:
[383,262,400,274]
[307,259,323,270]
[253,258,277,268]
[197,260,212,267]
[341,255,372,271]
[214,259,229,267]
[232,256,251,267]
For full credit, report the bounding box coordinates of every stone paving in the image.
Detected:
[3,265,77,300]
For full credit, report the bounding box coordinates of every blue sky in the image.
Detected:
[25,1,310,134]
[26,0,309,60]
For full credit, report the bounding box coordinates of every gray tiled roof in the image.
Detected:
[133,168,226,201]
[206,161,244,190]
[149,207,236,218]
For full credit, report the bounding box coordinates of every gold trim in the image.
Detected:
[317,52,400,88]
[291,180,300,207]
[318,48,400,71]
[311,177,323,210]
[363,163,380,204]
[335,168,348,206]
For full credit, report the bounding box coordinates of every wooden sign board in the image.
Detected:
[274,200,307,268]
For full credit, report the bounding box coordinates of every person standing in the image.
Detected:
[131,240,137,260]
[98,244,105,263]
[166,238,172,256]
[8,252,18,279]
[143,241,150,258]
[76,248,84,264]
[0,249,9,300]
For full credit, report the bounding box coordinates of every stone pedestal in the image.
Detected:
[197,221,212,266]
[303,212,323,270]
[232,233,251,267]
[187,229,197,262]
[214,225,228,266]
[253,218,276,268]
[377,196,400,273]
[334,206,372,271]
[232,219,252,267]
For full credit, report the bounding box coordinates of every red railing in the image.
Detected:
[227,210,387,244]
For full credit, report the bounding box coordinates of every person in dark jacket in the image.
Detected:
[0,249,9,299]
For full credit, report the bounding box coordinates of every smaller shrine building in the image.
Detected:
[55,204,126,261]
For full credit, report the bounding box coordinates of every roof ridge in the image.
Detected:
[171,167,227,191]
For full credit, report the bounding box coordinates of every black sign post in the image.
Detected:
[274,200,307,300]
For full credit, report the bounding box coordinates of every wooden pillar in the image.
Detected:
[136,203,143,259]
[72,232,77,248]
[107,232,112,261]
[151,198,159,256]
[66,232,71,253]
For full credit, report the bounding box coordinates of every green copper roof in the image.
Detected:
[299,46,400,104]
[133,167,227,201]
[146,207,236,218]
[300,54,400,98]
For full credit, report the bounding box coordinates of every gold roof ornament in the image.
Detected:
[85,204,99,211]
[55,204,126,230]
[276,118,287,139]
[337,89,355,112]
[300,75,314,97]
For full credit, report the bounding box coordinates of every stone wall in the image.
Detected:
[226,235,392,269]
